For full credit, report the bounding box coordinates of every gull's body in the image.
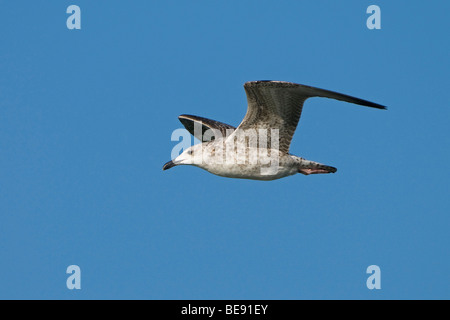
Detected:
[163,81,386,181]
[193,145,300,181]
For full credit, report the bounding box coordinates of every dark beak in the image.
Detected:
[162,160,177,170]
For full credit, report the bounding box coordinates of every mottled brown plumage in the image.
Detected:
[178,114,235,142]
[238,81,386,154]
[163,81,386,180]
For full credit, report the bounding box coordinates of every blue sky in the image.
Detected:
[0,1,449,299]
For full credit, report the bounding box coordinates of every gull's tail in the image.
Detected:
[296,158,337,175]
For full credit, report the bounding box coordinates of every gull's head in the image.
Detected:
[162,144,204,171]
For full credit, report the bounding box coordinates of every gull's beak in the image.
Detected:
[162,160,178,170]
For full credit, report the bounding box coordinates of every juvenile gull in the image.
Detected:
[163,80,386,181]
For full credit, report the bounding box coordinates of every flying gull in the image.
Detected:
[163,81,386,180]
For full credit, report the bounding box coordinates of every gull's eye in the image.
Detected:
[187,150,193,155]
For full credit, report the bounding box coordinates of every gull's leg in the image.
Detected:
[296,158,337,175]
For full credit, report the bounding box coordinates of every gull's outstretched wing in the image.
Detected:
[178,114,235,142]
[235,81,387,153]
